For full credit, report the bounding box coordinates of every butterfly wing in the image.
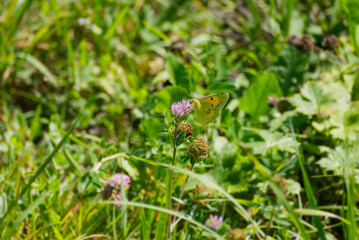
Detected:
[200,92,229,111]
[194,93,229,124]
[194,101,218,124]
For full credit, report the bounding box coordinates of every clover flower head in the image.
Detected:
[205,214,223,230]
[107,173,131,190]
[171,99,191,117]
[102,173,131,208]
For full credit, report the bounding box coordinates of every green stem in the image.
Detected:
[171,163,195,236]
[168,145,177,240]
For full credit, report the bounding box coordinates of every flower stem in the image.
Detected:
[168,145,177,239]
[170,163,195,235]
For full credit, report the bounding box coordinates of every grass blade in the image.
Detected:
[19,112,83,198]
[64,147,84,177]
[294,209,350,225]
[140,209,149,240]
[100,153,265,237]
[290,119,326,239]
[29,104,42,141]
[104,201,224,240]
[0,108,83,227]
[4,193,46,239]
[120,171,127,240]
[155,172,170,240]
[15,52,58,86]
[237,141,310,239]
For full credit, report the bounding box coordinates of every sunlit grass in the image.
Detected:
[1,0,359,239]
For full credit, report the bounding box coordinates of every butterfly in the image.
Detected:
[191,92,229,124]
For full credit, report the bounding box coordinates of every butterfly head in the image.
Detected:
[191,99,201,110]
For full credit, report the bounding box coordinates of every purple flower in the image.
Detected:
[171,99,191,117]
[205,214,223,230]
[102,173,131,208]
[107,173,131,190]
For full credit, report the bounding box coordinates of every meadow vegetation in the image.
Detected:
[1,0,359,239]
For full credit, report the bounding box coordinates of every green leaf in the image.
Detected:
[286,179,301,195]
[244,129,298,154]
[271,46,309,95]
[165,53,190,89]
[215,48,230,80]
[89,172,101,188]
[317,144,359,174]
[77,174,90,193]
[142,118,163,146]
[16,52,58,86]
[239,72,282,119]
[329,110,359,139]
[351,72,359,101]
[290,81,333,116]
[208,78,238,94]
[343,0,359,23]
[117,157,139,180]
[153,86,191,114]
[0,193,7,218]
[175,130,186,147]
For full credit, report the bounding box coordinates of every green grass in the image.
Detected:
[1,0,359,239]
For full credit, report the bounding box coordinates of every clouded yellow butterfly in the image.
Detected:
[191,92,229,124]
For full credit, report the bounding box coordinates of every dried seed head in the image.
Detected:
[169,38,186,52]
[193,184,212,198]
[188,138,209,161]
[228,228,246,240]
[300,35,314,53]
[172,122,193,138]
[287,35,314,53]
[323,35,338,50]
[182,53,192,63]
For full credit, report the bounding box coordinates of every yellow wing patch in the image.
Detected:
[200,96,220,106]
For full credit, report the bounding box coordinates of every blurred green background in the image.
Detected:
[1,0,359,239]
